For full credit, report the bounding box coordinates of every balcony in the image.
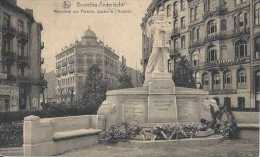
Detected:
[17,55,29,66]
[209,89,237,95]
[232,27,250,38]
[2,25,16,39]
[189,40,204,49]
[16,31,28,44]
[203,6,227,20]
[17,76,32,84]
[1,50,15,65]
[171,28,180,38]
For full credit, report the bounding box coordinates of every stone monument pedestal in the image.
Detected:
[146,72,177,123]
[98,72,210,129]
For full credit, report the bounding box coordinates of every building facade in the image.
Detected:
[0,0,45,112]
[56,28,120,104]
[141,0,260,111]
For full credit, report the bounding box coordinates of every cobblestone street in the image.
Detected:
[63,139,259,157]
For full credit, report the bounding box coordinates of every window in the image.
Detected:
[3,13,11,28]
[192,52,199,66]
[190,6,198,22]
[223,71,232,88]
[194,6,198,20]
[17,42,25,56]
[2,39,12,52]
[237,69,246,86]
[256,71,260,92]
[190,8,194,22]
[17,20,24,32]
[255,37,260,59]
[181,17,186,29]
[180,0,185,10]
[235,40,247,59]
[196,28,200,40]
[237,97,245,111]
[207,20,217,35]
[207,46,217,62]
[173,2,178,16]
[181,36,185,49]
[213,72,221,89]
[221,19,227,31]
[255,3,260,25]
[174,38,179,49]
[202,73,209,88]
[166,4,172,17]
[224,97,231,111]
[174,20,178,30]
[191,27,199,42]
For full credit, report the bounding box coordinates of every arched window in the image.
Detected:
[255,3,260,25]
[202,73,209,89]
[213,72,221,89]
[207,20,217,35]
[223,71,232,89]
[235,40,247,59]
[166,4,172,17]
[173,2,178,16]
[192,51,199,66]
[237,69,246,87]
[221,19,227,31]
[207,46,218,63]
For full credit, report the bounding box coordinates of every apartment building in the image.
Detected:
[56,28,120,104]
[0,0,46,112]
[141,0,260,111]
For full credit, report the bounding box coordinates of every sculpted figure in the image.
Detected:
[145,27,170,82]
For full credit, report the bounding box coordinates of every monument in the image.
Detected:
[98,26,212,128]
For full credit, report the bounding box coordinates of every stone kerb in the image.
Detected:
[23,115,105,156]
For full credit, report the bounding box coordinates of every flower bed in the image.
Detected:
[0,122,23,148]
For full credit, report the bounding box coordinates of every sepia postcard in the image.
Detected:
[0,0,259,156]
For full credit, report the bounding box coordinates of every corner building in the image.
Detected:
[0,0,45,112]
[141,0,260,111]
[56,28,120,104]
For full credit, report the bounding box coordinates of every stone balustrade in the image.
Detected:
[23,115,105,156]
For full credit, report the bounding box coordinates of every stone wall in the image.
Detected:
[23,115,105,156]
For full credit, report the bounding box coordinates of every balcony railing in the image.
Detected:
[17,55,29,66]
[2,25,16,39]
[209,89,237,95]
[203,6,227,19]
[16,31,28,44]
[1,50,15,65]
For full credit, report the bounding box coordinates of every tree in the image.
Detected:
[80,64,107,113]
[117,59,134,89]
[173,55,196,88]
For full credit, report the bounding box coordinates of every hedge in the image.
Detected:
[0,122,23,148]
[0,105,97,123]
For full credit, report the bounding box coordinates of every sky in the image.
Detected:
[17,0,152,72]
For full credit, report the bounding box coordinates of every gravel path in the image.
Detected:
[63,139,259,157]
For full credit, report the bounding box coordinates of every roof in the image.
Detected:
[83,28,97,39]
[0,0,35,22]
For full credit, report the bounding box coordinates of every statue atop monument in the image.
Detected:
[145,27,171,83]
